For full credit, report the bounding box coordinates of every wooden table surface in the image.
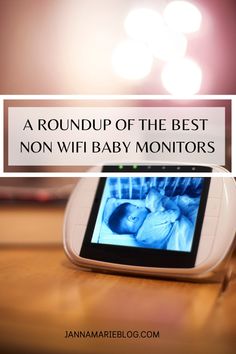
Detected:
[0,207,236,354]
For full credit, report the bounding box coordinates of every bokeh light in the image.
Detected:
[149,26,187,61]
[112,40,153,80]
[113,2,203,93]
[124,8,163,42]
[163,1,202,33]
[161,58,202,95]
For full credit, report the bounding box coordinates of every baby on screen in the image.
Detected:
[108,188,193,251]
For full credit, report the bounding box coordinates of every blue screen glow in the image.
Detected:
[91,177,204,252]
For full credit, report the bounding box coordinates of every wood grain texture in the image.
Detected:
[0,205,65,244]
[0,247,235,354]
[0,205,235,354]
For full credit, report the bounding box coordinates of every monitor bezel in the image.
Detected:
[80,166,211,268]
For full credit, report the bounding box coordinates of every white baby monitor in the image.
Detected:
[63,165,236,281]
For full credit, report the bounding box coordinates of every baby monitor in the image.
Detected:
[63,165,236,280]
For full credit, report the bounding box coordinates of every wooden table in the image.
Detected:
[0,206,235,354]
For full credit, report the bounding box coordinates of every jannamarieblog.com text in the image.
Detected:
[64,330,160,339]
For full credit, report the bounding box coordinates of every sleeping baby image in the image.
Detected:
[91,177,204,252]
[108,187,194,251]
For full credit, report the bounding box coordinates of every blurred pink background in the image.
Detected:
[0,0,236,94]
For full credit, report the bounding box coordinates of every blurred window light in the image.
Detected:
[149,26,187,61]
[124,8,163,42]
[163,1,202,33]
[161,58,202,95]
[112,40,153,80]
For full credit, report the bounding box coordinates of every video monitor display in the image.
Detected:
[91,177,205,252]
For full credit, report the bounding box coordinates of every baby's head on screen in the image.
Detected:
[108,202,149,234]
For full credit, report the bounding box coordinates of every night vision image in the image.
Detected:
[91,177,204,252]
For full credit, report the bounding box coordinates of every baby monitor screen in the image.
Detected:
[91,177,205,252]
